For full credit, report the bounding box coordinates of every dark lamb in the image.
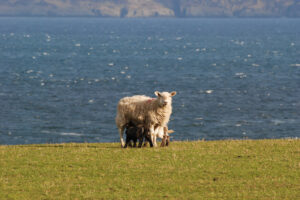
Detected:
[124,122,153,148]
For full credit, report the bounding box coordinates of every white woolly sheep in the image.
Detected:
[115,91,176,147]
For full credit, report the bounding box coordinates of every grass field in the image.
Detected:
[0,139,300,199]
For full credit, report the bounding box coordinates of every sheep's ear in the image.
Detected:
[170,91,177,97]
[154,91,161,97]
[168,130,174,134]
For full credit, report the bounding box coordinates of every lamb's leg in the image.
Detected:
[143,134,149,147]
[143,128,153,147]
[138,131,144,148]
[118,127,125,147]
[138,137,143,148]
[143,140,148,147]
[133,139,137,147]
[160,136,166,147]
[166,136,170,146]
[148,136,153,147]
[128,141,133,147]
[124,138,129,148]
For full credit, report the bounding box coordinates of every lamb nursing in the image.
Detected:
[124,122,153,148]
[115,91,176,147]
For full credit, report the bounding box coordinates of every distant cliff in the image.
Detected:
[0,0,299,17]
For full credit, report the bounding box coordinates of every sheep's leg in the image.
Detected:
[150,127,154,146]
[118,127,125,147]
[153,134,157,147]
[149,125,157,147]
[153,126,160,147]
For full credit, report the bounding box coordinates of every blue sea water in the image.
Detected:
[0,17,299,145]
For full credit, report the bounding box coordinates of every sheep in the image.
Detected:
[124,122,153,148]
[115,91,176,147]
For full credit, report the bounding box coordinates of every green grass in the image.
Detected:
[1,139,300,199]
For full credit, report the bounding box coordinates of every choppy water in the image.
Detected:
[0,17,299,145]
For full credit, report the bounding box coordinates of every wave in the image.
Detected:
[60,132,83,137]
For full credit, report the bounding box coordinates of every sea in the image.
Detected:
[0,17,299,145]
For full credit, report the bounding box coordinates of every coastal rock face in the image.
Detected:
[0,0,299,17]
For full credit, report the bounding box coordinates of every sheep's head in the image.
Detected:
[154,91,176,107]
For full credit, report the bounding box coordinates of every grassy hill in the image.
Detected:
[0,0,299,17]
[1,139,299,199]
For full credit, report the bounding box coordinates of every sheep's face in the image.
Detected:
[155,91,176,107]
